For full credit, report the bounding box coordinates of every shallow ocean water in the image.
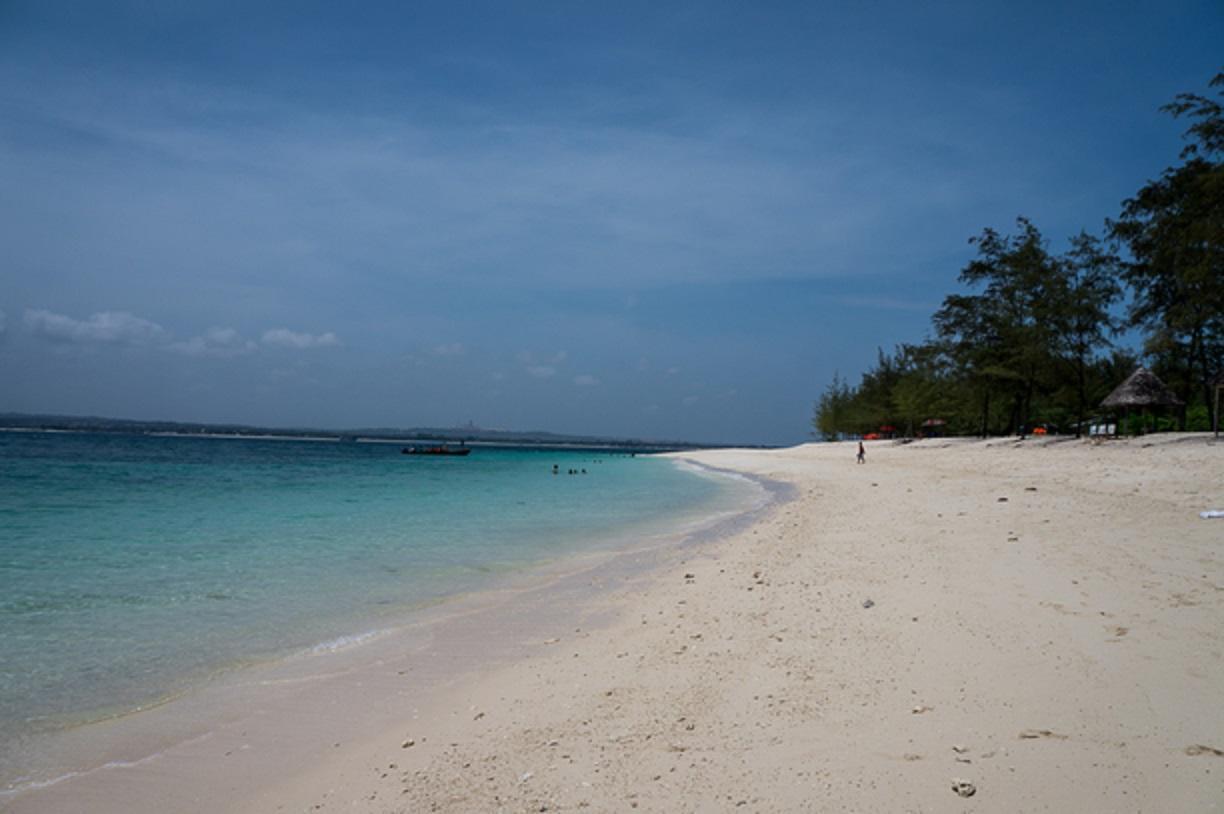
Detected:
[0,431,753,754]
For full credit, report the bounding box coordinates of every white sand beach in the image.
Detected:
[8,436,1223,813]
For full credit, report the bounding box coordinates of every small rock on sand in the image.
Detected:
[401,739,415,749]
[862,598,875,609]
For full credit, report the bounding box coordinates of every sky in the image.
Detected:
[0,2,1220,445]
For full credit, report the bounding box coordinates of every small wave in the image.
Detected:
[669,458,752,484]
[0,731,213,800]
[669,458,771,509]
[303,629,388,656]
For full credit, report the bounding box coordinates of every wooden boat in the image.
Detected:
[401,444,471,456]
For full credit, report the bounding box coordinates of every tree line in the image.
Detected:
[813,72,1224,439]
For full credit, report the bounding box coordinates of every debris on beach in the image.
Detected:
[1018,729,1067,740]
[401,738,416,748]
[912,704,933,714]
[951,779,977,797]
[1184,744,1224,757]
[997,497,1009,502]
[862,598,875,609]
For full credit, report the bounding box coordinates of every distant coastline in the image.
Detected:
[0,412,767,453]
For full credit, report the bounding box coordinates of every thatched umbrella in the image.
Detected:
[1100,367,1183,435]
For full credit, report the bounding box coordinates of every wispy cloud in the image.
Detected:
[834,296,937,313]
[0,59,978,300]
[432,342,466,357]
[170,327,256,357]
[261,328,340,349]
[518,350,566,379]
[24,309,168,345]
[573,374,600,387]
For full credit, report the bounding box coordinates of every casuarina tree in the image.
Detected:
[1111,71,1224,427]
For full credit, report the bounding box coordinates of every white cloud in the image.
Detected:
[432,342,466,357]
[526,365,556,379]
[262,328,340,349]
[573,374,600,387]
[171,327,256,357]
[682,395,700,407]
[24,309,167,345]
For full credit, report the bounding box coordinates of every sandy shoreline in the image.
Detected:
[0,459,773,812]
[6,436,1223,812]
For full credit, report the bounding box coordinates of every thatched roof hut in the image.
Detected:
[1100,367,1183,409]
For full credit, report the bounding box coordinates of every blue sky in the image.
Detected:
[1,1,1220,444]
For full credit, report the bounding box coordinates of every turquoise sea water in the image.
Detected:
[0,431,752,767]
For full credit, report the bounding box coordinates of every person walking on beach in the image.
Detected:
[857,441,866,464]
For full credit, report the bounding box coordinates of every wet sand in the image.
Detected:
[7,436,1223,812]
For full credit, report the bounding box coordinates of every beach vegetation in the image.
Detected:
[814,71,1222,438]
[1110,71,1224,420]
